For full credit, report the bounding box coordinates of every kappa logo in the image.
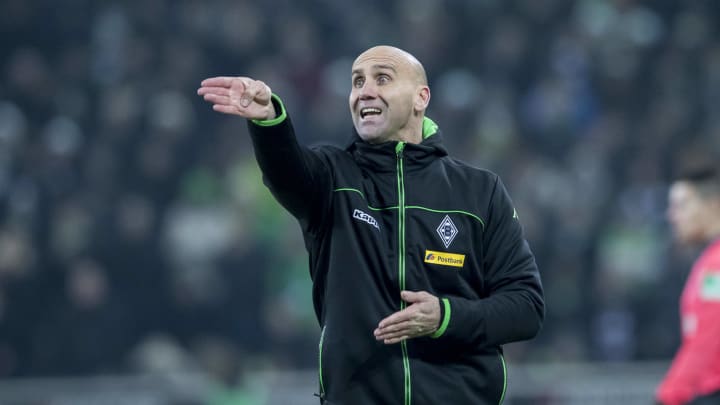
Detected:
[436,215,458,248]
[353,209,379,230]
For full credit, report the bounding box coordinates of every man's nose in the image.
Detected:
[358,82,378,99]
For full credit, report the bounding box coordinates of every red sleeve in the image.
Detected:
[657,270,720,405]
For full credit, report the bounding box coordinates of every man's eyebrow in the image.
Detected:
[352,64,398,76]
[372,64,397,73]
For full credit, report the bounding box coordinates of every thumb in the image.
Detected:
[239,88,254,107]
[239,80,271,107]
[401,290,424,303]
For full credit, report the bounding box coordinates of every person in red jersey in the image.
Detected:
[657,164,720,405]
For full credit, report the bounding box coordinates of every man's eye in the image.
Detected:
[377,76,389,84]
[354,77,365,88]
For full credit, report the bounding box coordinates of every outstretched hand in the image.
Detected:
[197,76,276,120]
[374,290,441,344]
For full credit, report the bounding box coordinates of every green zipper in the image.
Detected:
[395,142,411,405]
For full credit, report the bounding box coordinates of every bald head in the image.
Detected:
[349,45,431,144]
[353,46,428,86]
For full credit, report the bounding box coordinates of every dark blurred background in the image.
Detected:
[1,0,719,403]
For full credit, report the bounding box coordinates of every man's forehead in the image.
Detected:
[353,46,414,66]
[352,55,403,72]
[350,46,427,84]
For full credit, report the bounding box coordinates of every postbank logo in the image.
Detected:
[424,250,465,268]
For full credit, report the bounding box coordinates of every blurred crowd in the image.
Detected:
[1,0,719,391]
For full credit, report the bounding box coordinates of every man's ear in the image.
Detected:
[415,86,431,112]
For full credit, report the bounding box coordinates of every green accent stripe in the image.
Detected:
[318,326,326,396]
[498,352,507,405]
[333,189,485,227]
[334,187,365,198]
[251,94,288,127]
[430,298,451,338]
[405,206,485,229]
[333,188,398,211]
[370,205,399,211]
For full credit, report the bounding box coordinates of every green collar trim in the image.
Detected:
[422,117,438,139]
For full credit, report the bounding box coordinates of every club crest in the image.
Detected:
[436,215,458,248]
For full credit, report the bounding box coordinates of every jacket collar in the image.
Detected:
[345,117,448,173]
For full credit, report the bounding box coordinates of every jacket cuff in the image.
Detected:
[250,94,287,127]
[430,297,451,338]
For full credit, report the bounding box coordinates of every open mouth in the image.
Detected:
[360,107,382,119]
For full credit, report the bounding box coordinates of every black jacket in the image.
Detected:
[248,96,544,405]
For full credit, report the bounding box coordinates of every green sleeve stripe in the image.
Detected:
[334,187,365,198]
[333,188,398,210]
[251,94,287,127]
[430,298,451,338]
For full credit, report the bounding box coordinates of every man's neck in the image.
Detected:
[394,119,424,144]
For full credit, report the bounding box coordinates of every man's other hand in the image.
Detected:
[374,290,441,344]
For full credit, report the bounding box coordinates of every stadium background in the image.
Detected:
[1,0,719,403]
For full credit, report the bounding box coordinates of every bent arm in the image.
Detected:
[431,176,545,347]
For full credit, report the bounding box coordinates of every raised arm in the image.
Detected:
[197,76,332,230]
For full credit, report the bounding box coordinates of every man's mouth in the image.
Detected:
[360,107,382,119]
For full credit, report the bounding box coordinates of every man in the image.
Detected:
[657,165,720,405]
[198,45,544,405]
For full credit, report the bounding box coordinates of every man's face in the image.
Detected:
[667,181,716,244]
[349,48,423,144]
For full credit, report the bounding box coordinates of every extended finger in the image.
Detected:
[375,324,413,342]
[376,328,413,342]
[374,320,412,337]
[197,86,231,97]
[202,93,231,106]
[200,77,237,88]
[383,335,410,345]
[212,104,239,115]
[378,309,414,329]
[380,326,426,344]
